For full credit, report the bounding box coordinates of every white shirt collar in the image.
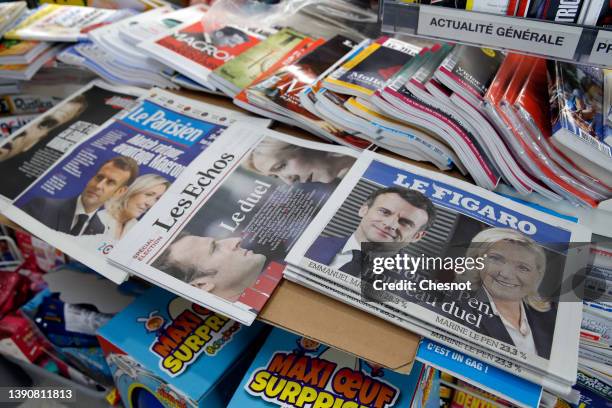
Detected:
[340,233,361,255]
[329,234,362,271]
[483,287,531,337]
[70,196,99,234]
[74,196,98,218]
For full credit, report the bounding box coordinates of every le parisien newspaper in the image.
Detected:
[4,89,269,283]
[108,124,359,325]
[285,150,591,393]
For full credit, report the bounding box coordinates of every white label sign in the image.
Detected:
[588,30,612,67]
[417,6,583,60]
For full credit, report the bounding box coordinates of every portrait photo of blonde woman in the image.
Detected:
[98,173,170,240]
[456,227,557,359]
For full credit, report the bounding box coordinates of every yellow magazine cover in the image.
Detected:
[0,63,29,72]
[323,41,381,96]
[345,96,398,122]
[4,4,120,42]
[0,40,40,58]
[3,4,59,40]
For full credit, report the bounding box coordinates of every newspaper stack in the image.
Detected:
[580,301,612,376]
[580,236,612,381]
[282,148,591,396]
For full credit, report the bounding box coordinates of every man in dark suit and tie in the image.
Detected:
[305,186,436,276]
[21,156,139,236]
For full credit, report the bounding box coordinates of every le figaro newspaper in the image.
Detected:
[285,150,591,390]
[4,89,269,284]
[108,124,359,325]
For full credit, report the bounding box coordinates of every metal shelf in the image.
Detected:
[381,0,612,68]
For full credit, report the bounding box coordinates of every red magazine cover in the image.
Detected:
[233,37,323,121]
[502,56,534,107]
[139,19,272,89]
[248,36,355,122]
[156,23,262,71]
[515,0,531,16]
[506,0,520,15]
[236,37,325,108]
[241,35,374,150]
[484,54,568,201]
[485,53,524,106]
[501,58,603,206]
[515,59,612,194]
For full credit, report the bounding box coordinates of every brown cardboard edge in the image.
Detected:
[259,280,420,373]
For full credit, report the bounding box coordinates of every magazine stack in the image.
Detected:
[1,1,608,208]
[0,0,610,407]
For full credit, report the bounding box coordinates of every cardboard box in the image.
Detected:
[260,280,421,373]
[97,286,267,408]
[227,327,436,408]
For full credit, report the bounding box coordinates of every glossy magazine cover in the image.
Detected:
[548,61,611,180]
[324,37,420,98]
[550,62,605,144]
[247,35,356,126]
[435,45,505,102]
[211,28,309,96]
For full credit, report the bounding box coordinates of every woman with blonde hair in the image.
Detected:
[243,138,355,185]
[458,227,556,359]
[99,173,170,240]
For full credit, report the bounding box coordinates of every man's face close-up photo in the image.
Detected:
[167,236,266,296]
[212,29,246,48]
[82,162,131,211]
[356,192,429,244]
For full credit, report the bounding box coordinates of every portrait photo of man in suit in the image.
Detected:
[21,156,139,236]
[305,186,436,276]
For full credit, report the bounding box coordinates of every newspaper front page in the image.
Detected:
[286,150,591,387]
[109,124,359,324]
